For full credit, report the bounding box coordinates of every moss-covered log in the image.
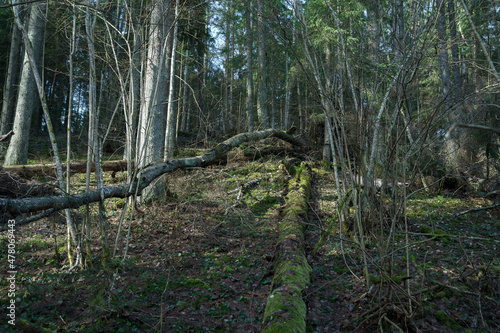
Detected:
[262,163,312,333]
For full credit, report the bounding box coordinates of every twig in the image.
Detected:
[455,202,500,217]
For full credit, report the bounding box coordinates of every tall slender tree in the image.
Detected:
[245,0,254,132]
[256,0,269,129]
[5,1,46,165]
[164,0,180,160]
[0,17,22,136]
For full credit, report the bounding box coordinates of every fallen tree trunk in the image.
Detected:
[261,163,312,333]
[2,160,131,178]
[0,129,302,221]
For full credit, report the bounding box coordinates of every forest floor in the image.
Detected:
[1,144,499,332]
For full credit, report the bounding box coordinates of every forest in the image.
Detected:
[0,0,499,331]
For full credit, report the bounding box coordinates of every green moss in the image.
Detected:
[262,288,307,333]
[113,198,126,209]
[421,225,450,243]
[368,274,407,285]
[262,162,312,333]
[185,278,209,289]
[225,267,236,274]
[435,288,453,299]
[312,167,329,177]
[435,310,462,330]
[321,159,330,171]
[274,257,312,289]
[203,253,217,259]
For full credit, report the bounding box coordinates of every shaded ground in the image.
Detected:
[1,151,499,332]
[306,173,500,332]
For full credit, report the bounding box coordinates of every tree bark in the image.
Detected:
[4,1,46,165]
[245,0,255,132]
[256,0,269,129]
[137,0,168,167]
[448,0,463,102]
[124,0,143,163]
[0,20,22,136]
[164,0,180,160]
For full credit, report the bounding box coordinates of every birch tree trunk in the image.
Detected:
[4,2,46,166]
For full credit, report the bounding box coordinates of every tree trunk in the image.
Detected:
[0,20,22,136]
[437,0,460,167]
[283,0,298,130]
[245,0,254,132]
[137,0,168,167]
[124,0,142,163]
[164,0,180,160]
[4,2,46,165]
[284,58,294,130]
[180,59,189,132]
[448,0,462,102]
[256,0,269,129]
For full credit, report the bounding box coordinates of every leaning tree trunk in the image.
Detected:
[4,1,46,166]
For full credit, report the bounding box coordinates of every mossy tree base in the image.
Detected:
[262,163,312,333]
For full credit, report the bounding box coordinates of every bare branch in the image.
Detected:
[446,123,500,139]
